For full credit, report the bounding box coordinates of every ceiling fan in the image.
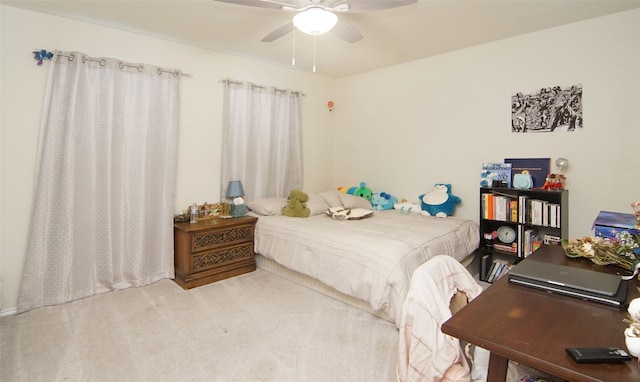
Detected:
[214,0,417,43]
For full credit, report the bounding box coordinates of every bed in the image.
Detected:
[246,189,479,326]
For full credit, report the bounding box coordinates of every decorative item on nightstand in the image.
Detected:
[226,180,246,217]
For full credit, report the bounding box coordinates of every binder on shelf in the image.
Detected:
[480,253,492,282]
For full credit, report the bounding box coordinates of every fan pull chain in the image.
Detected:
[313,34,317,73]
[291,27,296,66]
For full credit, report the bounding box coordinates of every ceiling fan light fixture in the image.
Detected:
[293,7,338,35]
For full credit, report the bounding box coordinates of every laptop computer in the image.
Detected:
[508,259,628,307]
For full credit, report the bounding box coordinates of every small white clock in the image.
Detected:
[497,225,517,244]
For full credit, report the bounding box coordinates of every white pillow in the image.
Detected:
[319,189,344,208]
[246,198,286,216]
[306,192,330,216]
[338,193,373,209]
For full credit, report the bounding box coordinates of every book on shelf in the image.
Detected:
[486,261,500,283]
[479,253,492,282]
[493,243,517,253]
[515,196,561,228]
[480,162,512,187]
[549,203,558,228]
[509,199,518,222]
[518,195,527,224]
[485,259,512,283]
[532,240,542,253]
[494,261,512,282]
[523,228,539,257]
[517,225,524,257]
[481,193,517,222]
[482,193,493,219]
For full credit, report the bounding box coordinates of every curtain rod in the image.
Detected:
[221,78,305,97]
[55,52,192,78]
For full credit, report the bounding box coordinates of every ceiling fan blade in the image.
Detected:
[214,0,295,11]
[331,18,362,43]
[341,0,417,13]
[261,22,294,42]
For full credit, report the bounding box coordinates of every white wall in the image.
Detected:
[0,5,336,313]
[2,5,640,313]
[333,9,640,237]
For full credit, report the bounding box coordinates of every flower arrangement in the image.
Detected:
[563,230,640,272]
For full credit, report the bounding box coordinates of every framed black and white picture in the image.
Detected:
[511,84,582,133]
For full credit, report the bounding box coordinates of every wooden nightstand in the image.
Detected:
[173,216,258,289]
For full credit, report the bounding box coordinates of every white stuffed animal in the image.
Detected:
[394,200,421,214]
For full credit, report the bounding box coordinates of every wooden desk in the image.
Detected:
[442,245,640,382]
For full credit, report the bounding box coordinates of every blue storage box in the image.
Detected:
[592,211,640,239]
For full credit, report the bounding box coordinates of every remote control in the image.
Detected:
[566,347,631,363]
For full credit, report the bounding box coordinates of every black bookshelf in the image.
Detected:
[479,187,568,259]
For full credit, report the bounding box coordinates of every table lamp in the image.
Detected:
[226,180,246,217]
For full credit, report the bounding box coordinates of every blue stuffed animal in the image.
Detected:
[419,184,461,218]
[371,192,397,210]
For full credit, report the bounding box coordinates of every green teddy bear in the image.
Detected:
[282,189,311,218]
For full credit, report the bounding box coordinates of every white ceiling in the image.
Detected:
[4,0,640,78]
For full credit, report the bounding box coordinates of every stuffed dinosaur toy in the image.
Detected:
[371,192,397,210]
[419,184,461,218]
[282,189,311,218]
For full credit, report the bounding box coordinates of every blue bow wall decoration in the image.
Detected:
[33,49,54,65]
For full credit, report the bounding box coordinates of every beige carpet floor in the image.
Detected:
[1,269,400,382]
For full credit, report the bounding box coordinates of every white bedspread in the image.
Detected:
[251,210,479,325]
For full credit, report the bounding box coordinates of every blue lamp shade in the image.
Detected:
[226,181,245,198]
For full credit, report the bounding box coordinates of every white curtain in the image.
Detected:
[220,80,303,202]
[18,51,180,313]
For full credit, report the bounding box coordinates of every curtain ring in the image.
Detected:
[137,65,144,72]
[82,56,87,63]
[157,68,162,76]
[67,54,75,62]
[118,62,125,69]
[100,59,106,66]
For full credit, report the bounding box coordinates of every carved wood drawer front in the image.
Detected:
[191,223,254,252]
[192,242,253,272]
[191,224,253,252]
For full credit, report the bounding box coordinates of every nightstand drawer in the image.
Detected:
[191,223,254,252]
[192,242,254,272]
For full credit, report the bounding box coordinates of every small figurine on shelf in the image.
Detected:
[542,173,566,190]
[543,157,568,190]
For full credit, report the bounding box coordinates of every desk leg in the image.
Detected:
[487,352,508,382]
